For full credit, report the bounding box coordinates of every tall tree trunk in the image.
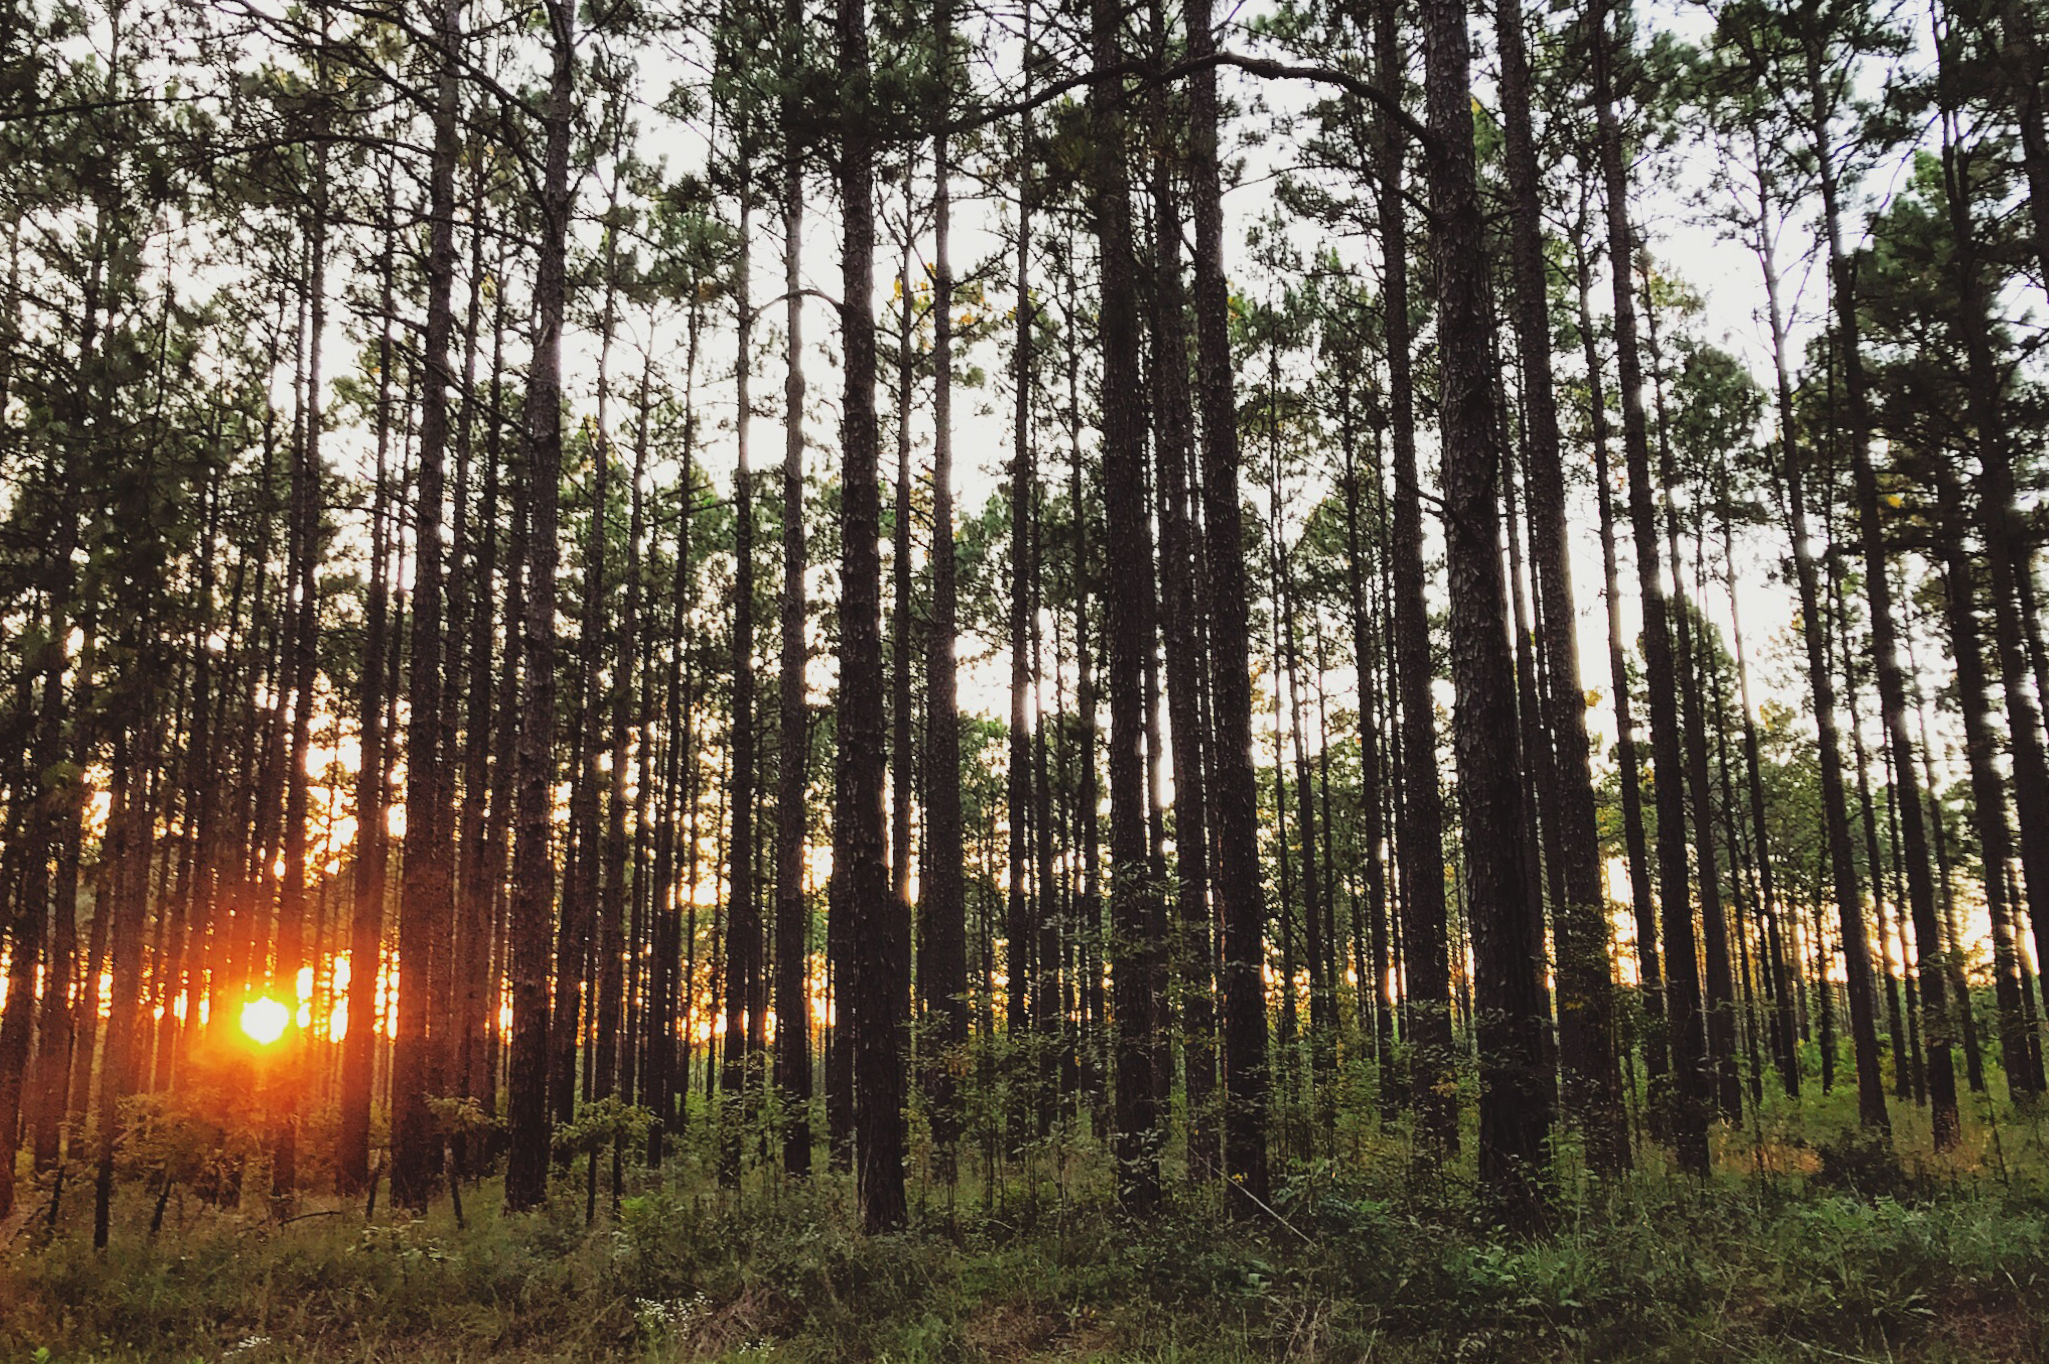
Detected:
[1374,0,1456,1154]
[1932,476,2041,1092]
[482,268,527,1144]
[775,24,814,1173]
[1592,0,1711,1170]
[1573,237,1664,1094]
[835,0,906,1230]
[553,365,606,1127]
[1842,636,1909,1097]
[341,206,398,1176]
[391,0,465,1210]
[1005,0,1037,1137]
[1936,44,2049,989]
[438,150,487,1156]
[1188,0,1270,1201]
[1909,666,1983,1092]
[457,242,512,1141]
[1879,741,1927,1102]
[599,366,650,1108]
[1339,397,1397,1120]
[1722,512,1799,1097]
[922,0,969,1171]
[722,172,760,1181]
[1417,0,1550,1210]
[1074,361,1105,1120]
[1806,30,1943,1146]
[272,173,328,1198]
[93,724,155,1248]
[1494,0,1622,1169]
[1281,568,1333,1134]
[889,193,915,920]
[1143,0,1216,1177]
[1642,290,1741,1124]
[1088,0,1159,1211]
[504,0,576,1212]
[1704,591,1768,1112]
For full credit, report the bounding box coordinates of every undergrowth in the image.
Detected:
[8,1132,2049,1363]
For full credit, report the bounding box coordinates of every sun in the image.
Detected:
[240,997,290,1046]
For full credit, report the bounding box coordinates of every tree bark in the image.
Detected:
[1143,1,1217,1177]
[922,0,969,1170]
[1932,475,2041,1092]
[835,0,907,1229]
[1641,288,1741,1125]
[1493,0,1623,1169]
[1374,0,1457,1154]
[1417,0,1550,1211]
[722,169,760,1181]
[504,0,576,1212]
[1592,0,1711,1169]
[775,22,814,1173]
[1087,0,1159,1210]
[390,0,465,1211]
[1573,237,1664,1094]
[1806,27,1943,1144]
[1186,0,1270,1203]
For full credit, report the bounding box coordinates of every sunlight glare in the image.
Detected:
[241,996,290,1046]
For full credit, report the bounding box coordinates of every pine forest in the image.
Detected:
[6,0,2049,1356]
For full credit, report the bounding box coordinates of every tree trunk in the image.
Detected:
[1929,472,2040,1094]
[390,0,465,1211]
[1573,237,1664,1094]
[1416,0,1550,1211]
[504,0,576,1212]
[1642,289,1741,1125]
[1143,1,1216,1176]
[1494,0,1623,1169]
[1004,0,1038,1148]
[93,726,155,1248]
[1807,31,1944,1145]
[599,363,650,1108]
[722,170,760,1181]
[1375,0,1457,1154]
[272,173,328,1199]
[1186,0,1270,1203]
[835,0,906,1229]
[1935,55,2049,996]
[1087,0,1159,1210]
[1592,0,1711,1170]
[1341,404,1398,1121]
[1723,512,1800,1097]
[341,220,398,1182]
[922,2,969,1170]
[775,28,814,1173]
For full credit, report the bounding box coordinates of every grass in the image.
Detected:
[9,1083,2049,1362]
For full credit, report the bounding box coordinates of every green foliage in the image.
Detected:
[11,1127,2049,1362]
[425,1096,498,1142]
[552,1098,656,1159]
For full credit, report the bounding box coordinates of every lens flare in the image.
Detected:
[241,996,290,1046]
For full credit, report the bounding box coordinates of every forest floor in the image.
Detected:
[8,1093,2049,1363]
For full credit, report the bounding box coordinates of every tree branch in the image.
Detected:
[943,49,1433,153]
